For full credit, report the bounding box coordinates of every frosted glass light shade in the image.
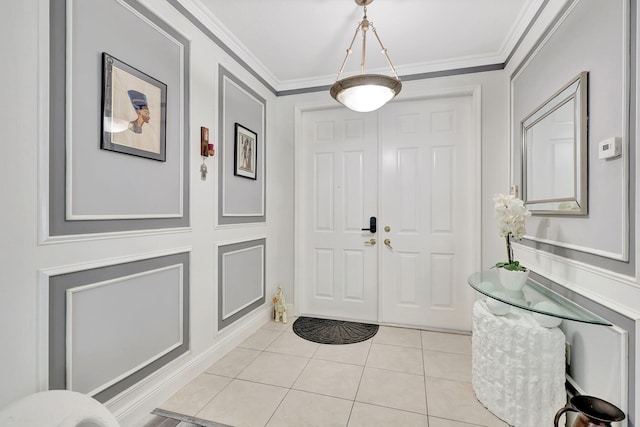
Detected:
[330,74,402,112]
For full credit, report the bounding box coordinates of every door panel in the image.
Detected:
[314,153,335,231]
[300,109,378,321]
[314,249,334,297]
[379,97,474,330]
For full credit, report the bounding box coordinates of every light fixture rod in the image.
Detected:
[370,25,399,79]
[336,25,361,80]
[360,23,367,74]
[334,5,399,82]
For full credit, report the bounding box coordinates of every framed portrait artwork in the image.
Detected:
[101,52,167,161]
[234,123,257,180]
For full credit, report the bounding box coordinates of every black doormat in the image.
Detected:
[293,316,379,345]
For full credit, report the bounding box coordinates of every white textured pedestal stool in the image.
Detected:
[472,300,566,427]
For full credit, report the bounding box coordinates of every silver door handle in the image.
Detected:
[384,239,393,249]
[365,238,377,246]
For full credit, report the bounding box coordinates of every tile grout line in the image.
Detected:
[345,336,375,427]
[429,414,488,427]
[185,377,231,424]
[262,387,292,427]
[163,323,480,426]
[192,338,268,423]
[421,330,431,419]
[195,325,285,425]
[260,319,314,427]
[347,400,433,418]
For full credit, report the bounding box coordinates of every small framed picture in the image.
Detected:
[234,123,257,180]
[101,52,167,161]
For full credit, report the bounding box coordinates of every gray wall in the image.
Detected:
[218,66,266,224]
[511,1,638,423]
[49,252,190,403]
[49,0,190,234]
[511,0,635,274]
[0,0,291,418]
[531,272,636,426]
[218,239,266,330]
[46,0,193,404]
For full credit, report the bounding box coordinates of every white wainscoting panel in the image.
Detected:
[563,321,628,424]
[66,264,183,395]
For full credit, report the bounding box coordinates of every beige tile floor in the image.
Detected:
[158,318,509,427]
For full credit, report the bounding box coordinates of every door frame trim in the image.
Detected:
[293,85,483,322]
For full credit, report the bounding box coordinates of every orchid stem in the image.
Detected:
[506,234,513,265]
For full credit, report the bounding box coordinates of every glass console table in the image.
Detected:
[468,270,611,326]
[468,270,609,424]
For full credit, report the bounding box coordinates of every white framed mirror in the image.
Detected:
[521,71,588,215]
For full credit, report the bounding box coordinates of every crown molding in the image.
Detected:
[174,0,279,90]
[174,0,548,94]
[499,0,547,62]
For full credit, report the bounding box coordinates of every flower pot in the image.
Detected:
[497,268,529,291]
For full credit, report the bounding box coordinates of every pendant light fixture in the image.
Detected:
[330,0,402,112]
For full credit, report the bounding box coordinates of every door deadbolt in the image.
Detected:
[362,216,377,233]
[384,226,391,232]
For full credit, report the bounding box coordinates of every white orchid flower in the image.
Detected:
[493,193,531,270]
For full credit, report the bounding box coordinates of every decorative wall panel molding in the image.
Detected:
[527,270,636,426]
[218,66,266,225]
[46,252,190,403]
[510,0,634,271]
[218,238,266,330]
[48,0,190,235]
[66,265,183,395]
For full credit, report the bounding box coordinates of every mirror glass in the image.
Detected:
[521,72,588,215]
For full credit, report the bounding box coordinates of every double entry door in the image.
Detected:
[298,96,476,331]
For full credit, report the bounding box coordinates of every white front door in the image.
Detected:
[378,97,475,330]
[298,108,379,322]
[298,95,476,330]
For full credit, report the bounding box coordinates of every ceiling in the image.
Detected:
[188,0,544,92]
